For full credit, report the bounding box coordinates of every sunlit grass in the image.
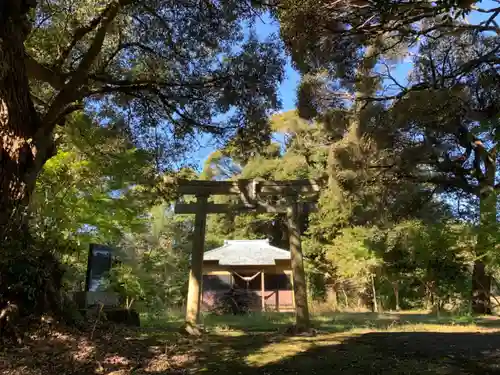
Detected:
[141,309,500,334]
[135,310,500,374]
[245,332,352,367]
[244,321,500,368]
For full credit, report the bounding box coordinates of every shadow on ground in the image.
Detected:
[4,314,500,374]
[193,331,500,375]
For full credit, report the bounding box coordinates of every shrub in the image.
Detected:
[212,288,260,315]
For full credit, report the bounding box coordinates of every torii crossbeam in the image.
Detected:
[174,179,320,333]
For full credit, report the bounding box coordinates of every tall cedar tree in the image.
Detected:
[273,0,499,314]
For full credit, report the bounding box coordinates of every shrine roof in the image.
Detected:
[203,239,291,266]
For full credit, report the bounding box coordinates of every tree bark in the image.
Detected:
[466,131,497,314]
[287,199,311,331]
[342,288,349,308]
[469,132,496,316]
[0,1,54,237]
[471,185,495,314]
[326,284,338,310]
[472,260,491,314]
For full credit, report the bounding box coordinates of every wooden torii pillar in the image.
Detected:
[175,179,319,332]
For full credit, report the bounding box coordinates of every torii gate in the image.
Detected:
[174,179,320,332]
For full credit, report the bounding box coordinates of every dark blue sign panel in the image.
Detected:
[85,244,113,292]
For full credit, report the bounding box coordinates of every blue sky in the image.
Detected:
[189,1,498,170]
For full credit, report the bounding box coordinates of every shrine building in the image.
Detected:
[201,239,294,312]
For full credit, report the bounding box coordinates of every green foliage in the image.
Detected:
[304,226,380,306]
[0,231,76,321]
[31,113,154,239]
[25,0,286,165]
[108,204,192,312]
[29,113,159,293]
[372,221,471,310]
[27,111,199,309]
[107,264,147,308]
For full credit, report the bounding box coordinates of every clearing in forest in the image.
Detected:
[3,312,500,375]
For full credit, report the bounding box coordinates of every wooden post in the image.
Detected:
[261,270,265,312]
[287,199,310,331]
[371,274,378,313]
[185,195,208,326]
[393,281,400,311]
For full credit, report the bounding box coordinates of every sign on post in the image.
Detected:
[85,244,114,292]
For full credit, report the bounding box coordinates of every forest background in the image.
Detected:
[1,0,499,319]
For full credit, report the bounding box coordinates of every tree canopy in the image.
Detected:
[0,0,286,234]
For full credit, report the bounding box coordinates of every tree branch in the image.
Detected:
[153,90,224,134]
[402,171,478,195]
[69,2,124,88]
[25,54,65,90]
[54,4,110,68]
[362,43,499,104]
[42,0,131,129]
[89,73,229,90]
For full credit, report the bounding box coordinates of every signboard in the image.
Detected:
[84,244,114,292]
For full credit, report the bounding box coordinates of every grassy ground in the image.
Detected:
[141,309,497,332]
[4,311,500,374]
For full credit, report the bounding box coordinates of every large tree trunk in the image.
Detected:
[471,260,491,314]
[327,285,338,310]
[0,1,52,237]
[471,184,496,314]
